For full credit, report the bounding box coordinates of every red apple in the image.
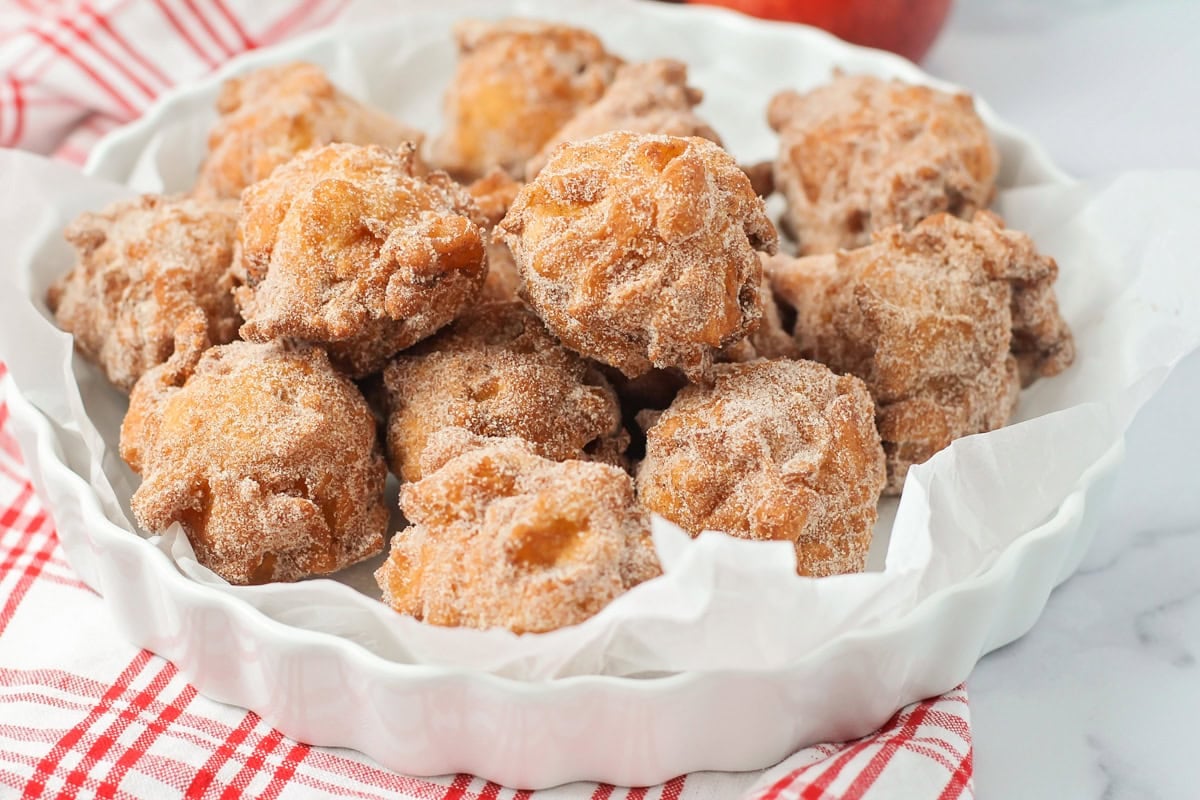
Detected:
[684,0,954,63]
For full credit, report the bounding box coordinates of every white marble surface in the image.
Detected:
[925,2,1200,797]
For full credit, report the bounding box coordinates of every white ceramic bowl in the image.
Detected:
[3,0,1135,788]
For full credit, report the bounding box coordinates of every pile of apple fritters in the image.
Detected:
[48,19,1072,634]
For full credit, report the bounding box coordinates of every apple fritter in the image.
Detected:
[195,61,424,199]
[47,194,239,393]
[121,340,388,585]
[433,19,623,180]
[769,73,997,254]
[765,211,1074,492]
[637,359,886,577]
[382,301,627,482]
[231,142,487,377]
[500,131,778,381]
[525,58,721,179]
[376,429,660,633]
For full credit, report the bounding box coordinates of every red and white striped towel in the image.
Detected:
[0,4,975,797]
[0,0,349,162]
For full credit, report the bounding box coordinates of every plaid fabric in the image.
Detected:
[0,2,976,797]
[0,0,350,162]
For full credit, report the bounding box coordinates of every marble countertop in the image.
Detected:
[925,2,1200,797]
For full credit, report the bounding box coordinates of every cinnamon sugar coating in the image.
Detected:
[500,131,779,381]
[637,359,886,577]
[231,143,487,377]
[433,19,623,180]
[121,341,388,585]
[46,194,239,393]
[382,301,628,482]
[376,429,660,633]
[479,237,522,305]
[718,284,800,363]
[525,58,721,179]
[765,211,1074,493]
[467,168,524,302]
[466,168,524,228]
[768,74,997,255]
[741,160,775,198]
[195,62,425,199]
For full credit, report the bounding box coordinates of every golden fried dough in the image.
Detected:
[718,284,800,363]
[500,131,778,381]
[637,359,885,577]
[383,301,627,482]
[741,159,775,198]
[433,19,623,180]
[466,168,525,302]
[466,167,523,228]
[766,211,1074,493]
[231,143,487,377]
[375,428,660,632]
[195,62,424,199]
[121,341,388,585]
[525,58,721,179]
[46,194,239,393]
[768,74,997,254]
[479,238,522,305]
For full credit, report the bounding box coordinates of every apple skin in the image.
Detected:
[684,0,954,63]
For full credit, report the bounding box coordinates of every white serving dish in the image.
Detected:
[6,0,1185,788]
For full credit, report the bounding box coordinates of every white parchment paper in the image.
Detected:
[2,5,1199,680]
